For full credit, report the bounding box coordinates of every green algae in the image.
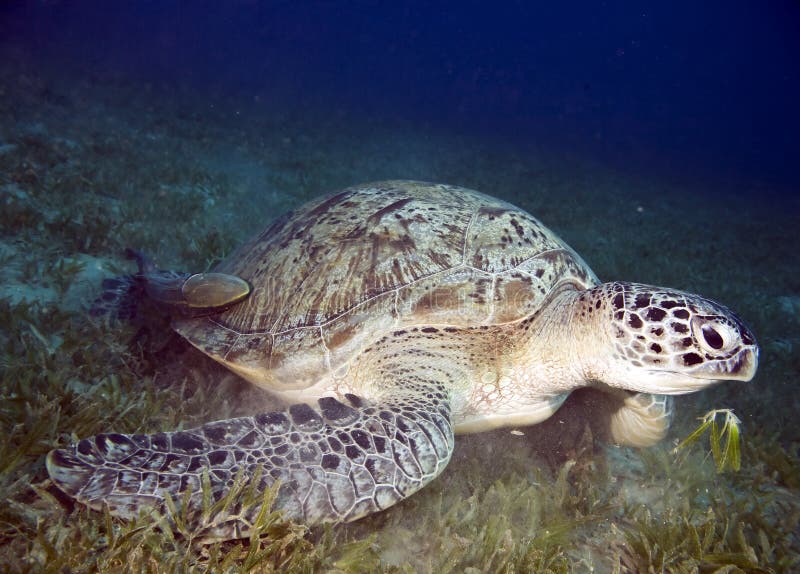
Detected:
[675,409,743,474]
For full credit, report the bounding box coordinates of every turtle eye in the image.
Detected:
[701,325,724,350]
[691,317,737,354]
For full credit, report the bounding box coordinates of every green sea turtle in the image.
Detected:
[47,180,758,540]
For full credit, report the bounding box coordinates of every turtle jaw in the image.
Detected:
[638,345,759,395]
[683,344,759,383]
[622,370,722,395]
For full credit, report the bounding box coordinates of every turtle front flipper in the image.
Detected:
[90,249,251,320]
[46,383,454,540]
[606,392,673,447]
[580,389,673,447]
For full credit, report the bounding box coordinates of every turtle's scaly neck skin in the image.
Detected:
[448,284,584,434]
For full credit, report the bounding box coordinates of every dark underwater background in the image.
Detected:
[0,1,798,572]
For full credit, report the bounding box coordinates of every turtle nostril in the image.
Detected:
[701,325,724,350]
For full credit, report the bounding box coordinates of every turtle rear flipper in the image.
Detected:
[90,275,143,320]
[127,248,251,317]
[90,249,251,320]
[142,270,251,317]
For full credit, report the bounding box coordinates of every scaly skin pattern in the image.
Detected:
[48,336,468,540]
[47,378,454,541]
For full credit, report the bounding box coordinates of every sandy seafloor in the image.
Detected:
[1,59,799,573]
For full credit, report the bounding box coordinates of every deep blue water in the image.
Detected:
[2,0,798,192]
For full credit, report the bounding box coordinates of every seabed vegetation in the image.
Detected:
[0,63,798,573]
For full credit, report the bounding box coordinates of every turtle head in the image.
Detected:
[578,282,758,394]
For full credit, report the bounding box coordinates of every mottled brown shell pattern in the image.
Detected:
[174,181,597,389]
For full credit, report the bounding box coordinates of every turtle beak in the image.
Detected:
[687,344,759,383]
[640,344,759,395]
